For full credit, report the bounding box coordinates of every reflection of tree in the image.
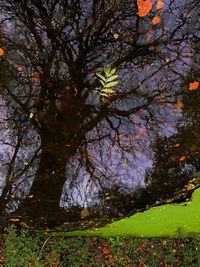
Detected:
[142,71,200,207]
[0,0,199,221]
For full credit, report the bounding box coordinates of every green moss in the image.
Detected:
[54,188,200,237]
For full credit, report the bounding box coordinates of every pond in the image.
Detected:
[0,0,200,233]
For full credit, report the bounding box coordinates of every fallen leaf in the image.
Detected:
[165,199,173,203]
[113,33,119,39]
[17,66,23,72]
[175,100,184,109]
[137,0,153,17]
[0,48,4,56]
[100,245,112,256]
[81,207,89,218]
[179,156,186,161]
[189,81,199,90]
[27,195,34,199]
[156,0,165,10]
[31,71,40,79]
[8,218,20,222]
[146,27,154,42]
[152,16,161,25]
[174,143,180,147]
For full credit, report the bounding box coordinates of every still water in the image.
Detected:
[0,0,200,230]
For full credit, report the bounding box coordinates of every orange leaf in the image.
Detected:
[189,81,199,91]
[146,27,154,42]
[31,71,40,79]
[8,218,20,222]
[152,16,161,25]
[17,66,23,72]
[156,0,165,10]
[137,0,153,17]
[174,143,180,147]
[101,245,112,256]
[186,186,192,191]
[179,156,186,161]
[0,48,4,56]
[165,199,173,203]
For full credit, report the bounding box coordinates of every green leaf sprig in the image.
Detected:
[96,66,118,98]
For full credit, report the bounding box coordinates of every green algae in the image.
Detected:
[51,188,200,237]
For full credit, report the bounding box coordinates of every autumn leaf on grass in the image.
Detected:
[189,81,199,91]
[137,0,153,17]
[99,245,112,256]
[0,48,4,56]
[156,0,165,10]
[152,16,161,25]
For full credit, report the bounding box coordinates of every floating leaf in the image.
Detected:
[113,33,119,39]
[152,16,161,25]
[174,143,180,147]
[110,68,117,76]
[0,48,4,56]
[137,0,153,17]
[156,0,165,10]
[104,81,118,88]
[165,199,173,203]
[106,75,118,83]
[96,73,106,82]
[101,88,115,94]
[31,71,40,79]
[29,112,34,119]
[175,100,184,109]
[80,207,89,218]
[17,66,23,72]
[104,66,111,76]
[8,218,20,222]
[99,93,110,97]
[96,66,118,97]
[99,80,105,86]
[189,81,199,91]
[179,156,186,161]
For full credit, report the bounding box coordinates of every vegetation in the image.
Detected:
[1,225,200,266]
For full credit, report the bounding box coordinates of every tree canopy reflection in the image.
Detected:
[0,0,199,226]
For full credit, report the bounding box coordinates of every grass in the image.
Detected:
[1,225,200,266]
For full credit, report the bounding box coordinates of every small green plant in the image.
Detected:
[96,66,118,98]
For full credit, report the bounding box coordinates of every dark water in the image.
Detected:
[0,0,200,231]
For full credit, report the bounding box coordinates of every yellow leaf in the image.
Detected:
[0,48,4,56]
[81,207,89,218]
[113,33,119,39]
[189,81,199,91]
[175,100,184,109]
[156,0,165,10]
[137,0,153,17]
[152,16,161,25]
